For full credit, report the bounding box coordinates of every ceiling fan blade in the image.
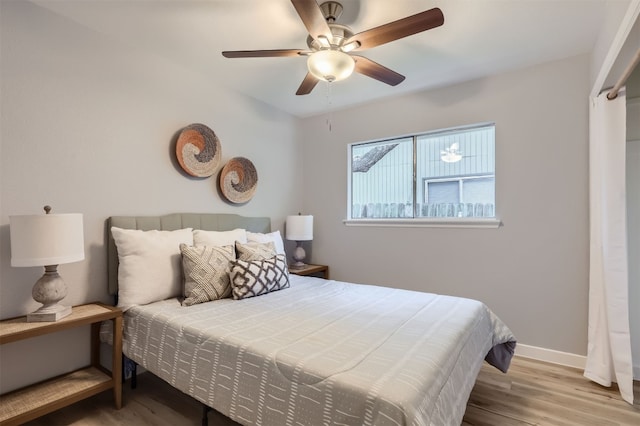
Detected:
[291,0,333,42]
[222,49,308,58]
[346,8,444,51]
[296,73,320,95]
[353,55,405,86]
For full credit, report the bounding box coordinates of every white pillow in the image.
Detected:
[193,228,247,246]
[111,227,193,311]
[246,230,285,255]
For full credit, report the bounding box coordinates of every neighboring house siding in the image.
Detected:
[351,139,413,207]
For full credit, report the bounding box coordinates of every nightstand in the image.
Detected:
[289,264,330,279]
[0,303,122,425]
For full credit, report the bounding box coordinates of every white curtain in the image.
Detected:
[585,90,634,404]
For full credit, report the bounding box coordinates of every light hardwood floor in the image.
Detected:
[24,356,640,426]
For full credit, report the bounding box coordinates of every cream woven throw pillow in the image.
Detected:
[181,243,235,306]
[235,241,277,261]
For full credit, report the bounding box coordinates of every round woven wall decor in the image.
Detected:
[219,157,258,204]
[175,123,221,177]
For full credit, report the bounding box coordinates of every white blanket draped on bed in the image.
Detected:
[123,275,515,426]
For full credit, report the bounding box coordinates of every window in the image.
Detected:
[349,123,495,221]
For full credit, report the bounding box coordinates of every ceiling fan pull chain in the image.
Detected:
[325,81,333,132]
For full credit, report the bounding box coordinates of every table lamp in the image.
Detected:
[286,214,313,269]
[9,206,85,322]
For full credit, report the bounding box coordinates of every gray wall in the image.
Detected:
[299,55,591,356]
[0,1,302,393]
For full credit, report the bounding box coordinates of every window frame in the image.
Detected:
[423,174,495,204]
[345,123,501,228]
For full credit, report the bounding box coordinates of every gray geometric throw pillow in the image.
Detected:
[180,243,235,306]
[229,254,289,300]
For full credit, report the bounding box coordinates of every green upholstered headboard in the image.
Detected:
[106,213,271,296]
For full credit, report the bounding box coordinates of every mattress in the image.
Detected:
[123,275,515,426]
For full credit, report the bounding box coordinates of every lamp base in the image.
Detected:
[28,265,71,322]
[28,304,72,322]
[291,242,308,269]
[289,261,308,270]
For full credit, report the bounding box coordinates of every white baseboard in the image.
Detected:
[514,343,586,369]
[515,344,640,381]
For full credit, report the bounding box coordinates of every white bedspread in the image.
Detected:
[123,275,515,426]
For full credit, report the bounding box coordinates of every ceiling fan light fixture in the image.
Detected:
[341,40,360,52]
[316,35,331,48]
[307,49,355,82]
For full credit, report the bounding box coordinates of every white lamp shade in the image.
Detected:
[307,50,355,82]
[10,213,85,267]
[286,215,313,241]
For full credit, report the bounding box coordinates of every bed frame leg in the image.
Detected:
[131,363,137,389]
[122,355,138,390]
[202,404,211,426]
[121,354,126,384]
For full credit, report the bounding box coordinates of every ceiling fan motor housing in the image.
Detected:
[306,24,354,51]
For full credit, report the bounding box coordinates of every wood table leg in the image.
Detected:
[112,316,123,409]
[90,322,101,367]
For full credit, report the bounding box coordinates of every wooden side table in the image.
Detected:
[0,303,122,425]
[289,264,330,279]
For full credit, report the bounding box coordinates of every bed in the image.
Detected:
[106,213,516,426]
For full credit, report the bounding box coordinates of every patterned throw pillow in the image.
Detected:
[229,254,290,300]
[180,243,235,306]
[246,230,285,255]
[235,241,277,261]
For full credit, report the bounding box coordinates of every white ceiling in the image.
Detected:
[32,0,632,118]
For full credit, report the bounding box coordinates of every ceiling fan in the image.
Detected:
[222,0,444,95]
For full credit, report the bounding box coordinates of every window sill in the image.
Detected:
[343,218,501,228]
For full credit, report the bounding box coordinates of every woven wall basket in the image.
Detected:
[220,157,258,204]
[176,123,221,177]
